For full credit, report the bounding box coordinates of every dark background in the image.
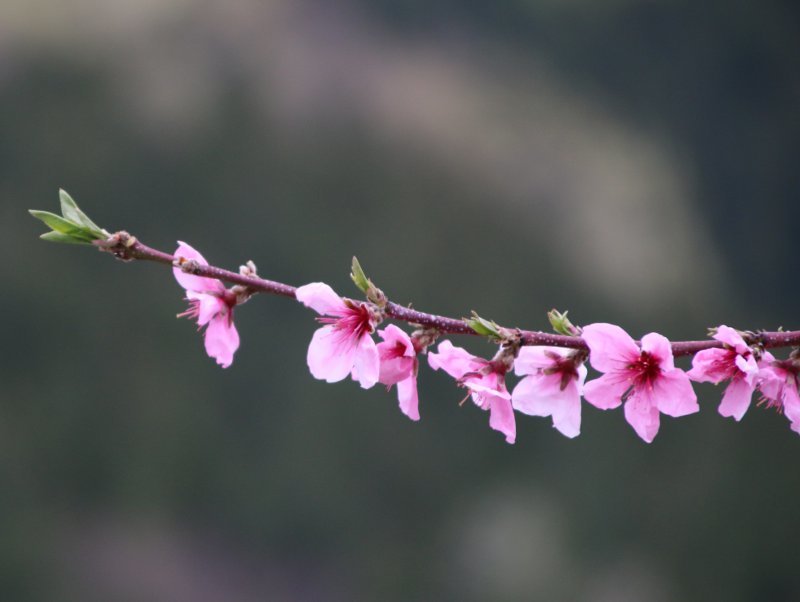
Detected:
[2,1,799,600]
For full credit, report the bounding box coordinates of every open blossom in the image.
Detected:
[295,282,379,389]
[582,323,698,443]
[686,325,760,421]
[173,241,240,368]
[511,347,587,438]
[376,324,420,421]
[428,340,515,444]
[758,357,800,434]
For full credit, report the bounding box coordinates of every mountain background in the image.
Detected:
[2,1,799,600]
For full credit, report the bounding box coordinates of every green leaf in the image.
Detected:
[39,231,92,245]
[350,256,370,294]
[58,189,105,236]
[28,210,96,242]
[465,312,502,338]
[548,309,578,336]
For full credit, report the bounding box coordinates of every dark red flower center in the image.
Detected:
[629,351,662,387]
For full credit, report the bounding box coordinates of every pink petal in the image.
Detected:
[173,241,225,294]
[582,323,640,373]
[186,291,226,326]
[428,340,483,380]
[718,376,755,421]
[713,325,748,355]
[378,325,415,357]
[203,314,239,368]
[549,386,582,438]
[377,326,416,385]
[352,334,380,389]
[782,384,800,425]
[640,332,674,371]
[488,394,516,444]
[582,373,627,410]
[295,282,346,316]
[624,395,661,443]
[652,369,698,417]
[467,377,512,403]
[513,346,566,375]
[687,348,733,383]
[734,353,758,383]
[378,354,414,386]
[511,373,565,415]
[306,325,358,383]
[397,376,420,421]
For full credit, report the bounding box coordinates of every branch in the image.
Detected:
[96,231,800,357]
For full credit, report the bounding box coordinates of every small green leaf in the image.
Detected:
[29,210,96,242]
[548,309,578,336]
[350,256,370,294]
[465,312,502,338]
[58,189,105,236]
[40,231,92,245]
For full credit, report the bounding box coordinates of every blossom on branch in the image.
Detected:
[296,282,380,389]
[428,340,516,444]
[376,324,420,421]
[511,347,587,438]
[686,325,761,421]
[173,241,239,368]
[582,323,698,443]
[758,357,800,434]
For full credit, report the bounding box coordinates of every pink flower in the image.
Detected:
[582,323,698,443]
[295,282,379,389]
[173,241,239,368]
[428,340,515,444]
[686,325,760,421]
[511,347,587,438]
[758,356,800,434]
[376,324,420,421]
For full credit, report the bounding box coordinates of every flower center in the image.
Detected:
[630,351,661,387]
[319,302,375,339]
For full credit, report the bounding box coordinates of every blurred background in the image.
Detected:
[2,0,800,600]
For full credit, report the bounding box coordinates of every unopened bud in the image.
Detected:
[548,309,579,336]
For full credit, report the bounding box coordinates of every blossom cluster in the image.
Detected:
[172,242,800,444]
[29,195,800,444]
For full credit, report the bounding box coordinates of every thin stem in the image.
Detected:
[99,233,800,358]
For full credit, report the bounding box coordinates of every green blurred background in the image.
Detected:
[3,1,800,600]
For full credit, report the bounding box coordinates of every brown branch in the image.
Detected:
[96,232,800,358]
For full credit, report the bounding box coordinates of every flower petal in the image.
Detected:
[428,340,483,380]
[397,376,420,421]
[549,385,582,438]
[511,373,564,415]
[295,282,346,316]
[203,314,239,368]
[624,395,661,443]
[582,373,627,410]
[782,383,800,425]
[377,326,416,385]
[488,394,516,444]
[513,346,567,376]
[306,325,357,383]
[734,353,758,382]
[713,325,748,355]
[378,325,416,357]
[687,348,733,383]
[582,323,640,373]
[641,332,674,371]
[173,241,225,294]
[187,291,225,326]
[718,376,754,421]
[652,369,698,417]
[352,334,380,389]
